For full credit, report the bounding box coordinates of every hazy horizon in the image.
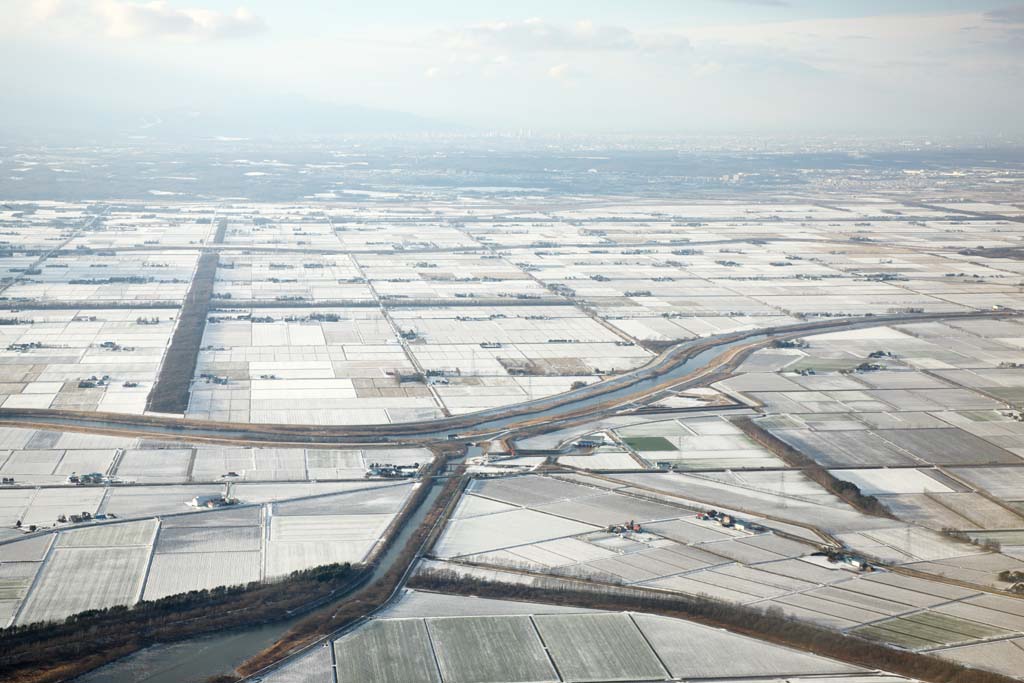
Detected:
[3,0,1024,141]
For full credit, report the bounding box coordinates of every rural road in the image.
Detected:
[0,309,1015,446]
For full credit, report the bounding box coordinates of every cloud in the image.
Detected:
[99,1,266,39]
[986,5,1024,23]
[27,0,66,22]
[547,63,570,80]
[442,18,689,55]
[23,0,267,40]
[424,66,440,79]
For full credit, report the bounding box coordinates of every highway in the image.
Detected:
[0,309,1015,447]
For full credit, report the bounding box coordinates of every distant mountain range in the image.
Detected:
[1,92,457,142]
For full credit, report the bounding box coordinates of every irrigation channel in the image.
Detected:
[75,453,465,683]
[0,310,1016,447]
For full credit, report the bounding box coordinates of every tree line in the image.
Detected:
[0,563,358,683]
[410,570,1019,683]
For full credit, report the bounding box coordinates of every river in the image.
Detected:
[75,472,450,683]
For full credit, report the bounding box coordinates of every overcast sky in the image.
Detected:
[3,0,1023,138]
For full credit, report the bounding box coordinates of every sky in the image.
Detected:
[2,0,1023,139]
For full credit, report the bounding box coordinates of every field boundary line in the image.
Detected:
[10,532,57,627]
[136,518,162,602]
[527,614,565,682]
[626,611,673,679]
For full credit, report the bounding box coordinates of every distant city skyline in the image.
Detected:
[2,0,1023,139]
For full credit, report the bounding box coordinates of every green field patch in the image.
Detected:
[901,611,1008,640]
[878,617,966,645]
[853,624,940,650]
[623,436,678,452]
[984,387,1024,402]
